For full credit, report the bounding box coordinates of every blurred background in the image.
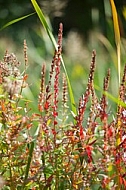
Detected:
[0,0,126,112]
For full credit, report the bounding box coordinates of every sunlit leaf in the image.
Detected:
[95,84,126,108]
[109,0,121,84]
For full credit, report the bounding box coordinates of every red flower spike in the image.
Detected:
[52,111,58,117]
[45,175,53,188]
[44,101,50,110]
[79,125,84,140]
[107,127,113,137]
[52,128,57,135]
[123,178,126,187]
[102,177,110,188]
[100,112,108,121]
[86,145,93,163]
[119,176,123,185]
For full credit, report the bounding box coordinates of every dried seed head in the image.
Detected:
[4,51,20,67]
[0,51,24,97]
[88,50,96,89]
[100,69,110,112]
[24,39,28,66]
[0,52,20,79]
[38,64,46,112]
[2,77,22,96]
[62,73,68,106]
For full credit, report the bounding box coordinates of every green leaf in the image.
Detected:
[24,141,35,181]
[95,84,126,108]
[31,0,77,115]
[0,12,35,31]
[109,0,121,85]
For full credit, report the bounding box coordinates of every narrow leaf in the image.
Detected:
[95,84,126,108]
[24,141,34,181]
[109,0,121,84]
[0,12,35,31]
[31,0,77,115]
[31,0,57,48]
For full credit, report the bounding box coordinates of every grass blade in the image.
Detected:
[24,141,35,182]
[31,0,77,115]
[31,0,57,48]
[0,12,35,31]
[109,0,121,84]
[95,84,126,108]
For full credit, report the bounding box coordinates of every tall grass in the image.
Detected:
[110,0,121,85]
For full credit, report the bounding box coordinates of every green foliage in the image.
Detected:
[31,0,77,116]
[0,27,126,189]
[0,0,126,189]
[110,0,121,85]
[0,13,35,31]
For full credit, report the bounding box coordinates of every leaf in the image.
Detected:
[24,141,35,181]
[109,0,120,45]
[0,12,35,31]
[31,0,77,116]
[95,84,126,108]
[109,0,121,84]
[107,163,113,172]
